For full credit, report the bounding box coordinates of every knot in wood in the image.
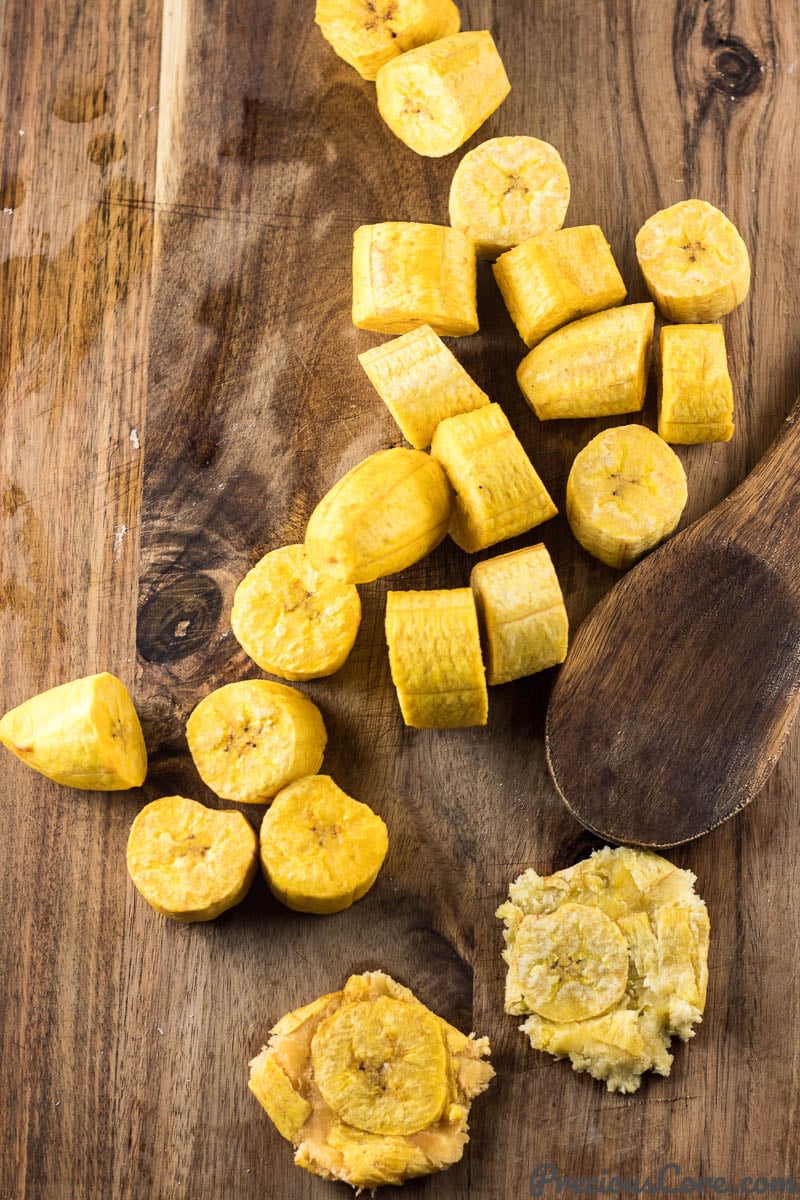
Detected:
[137,572,223,663]
[710,39,762,98]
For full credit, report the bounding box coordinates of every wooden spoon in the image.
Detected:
[545,400,800,847]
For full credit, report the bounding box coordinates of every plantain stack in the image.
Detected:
[376,31,510,157]
[566,424,687,569]
[248,969,494,1188]
[305,447,452,583]
[658,323,734,444]
[431,403,557,552]
[186,680,327,804]
[635,198,750,322]
[385,588,488,727]
[0,672,147,790]
[358,324,489,449]
[353,222,478,336]
[315,0,461,81]
[493,224,627,348]
[231,544,361,680]
[259,775,388,914]
[497,847,710,1093]
[517,303,655,420]
[449,135,570,259]
[470,544,568,684]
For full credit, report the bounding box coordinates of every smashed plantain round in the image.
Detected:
[248,970,494,1189]
[497,846,710,1093]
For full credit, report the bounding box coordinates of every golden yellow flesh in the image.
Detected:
[385,588,487,728]
[635,198,750,322]
[375,31,510,157]
[566,423,687,569]
[358,324,489,449]
[510,903,629,1022]
[493,224,627,348]
[470,543,568,684]
[517,303,655,420]
[313,996,448,1134]
[449,135,570,259]
[186,680,326,804]
[230,543,361,680]
[248,969,494,1188]
[314,0,460,81]
[305,446,452,584]
[126,794,258,922]
[0,672,147,790]
[658,323,734,444]
[259,774,388,914]
[431,402,557,552]
[248,1050,313,1139]
[352,222,477,336]
[497,846,710,1093]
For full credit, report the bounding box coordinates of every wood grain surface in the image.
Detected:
[1,2,799,1198]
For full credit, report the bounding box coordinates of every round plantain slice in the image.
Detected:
[259,774,388,914]
[186,680,326,804]
[0,672,147,790]
[509,902,629,1022]
[230,544,361,681]
[248,969,494,1189]
[312,995,448,1134]
[635,198,750,322]
[566,424,688,569]
[449,135,571,259]
[314,0,460,82]
[126,794,258,922]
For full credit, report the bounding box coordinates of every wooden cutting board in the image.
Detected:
[2,2,799,1196]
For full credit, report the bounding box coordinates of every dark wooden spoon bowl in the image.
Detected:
[545,399,800,847]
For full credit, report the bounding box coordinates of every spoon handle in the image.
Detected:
[711,395,800,580]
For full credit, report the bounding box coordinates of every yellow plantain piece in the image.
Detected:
[231,544,361,681]
[375,31,510,157]
[449,135,571,259]
[305,447,452,584]
[186,680,326,804]
[314,0,460,81]
[493,224,627,348]
[507,903,630,1022]
[0,672,147,790]
[358,324,489,449]
[566,424,687,569]
[385,588,487,728]
[517,303,655,421]
[126,795,258,922]
[658,323,734,444]
[635,198,750,322]
[352,222,477,336]
[497,846,710,1093]
[259,774,388,914]
[248,969,494,1189]
[470,543,568,685]
[431,403,557,552]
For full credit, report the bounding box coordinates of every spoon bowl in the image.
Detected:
[546,400,800,847]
